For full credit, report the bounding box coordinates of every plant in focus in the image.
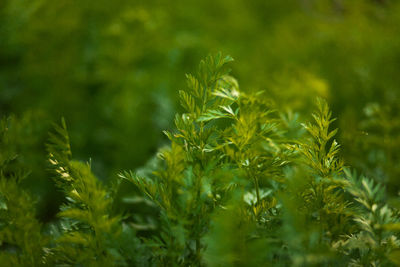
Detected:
[0,53,399,266]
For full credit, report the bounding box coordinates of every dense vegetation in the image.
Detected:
[1,0,400,266]
[1,53,399,266]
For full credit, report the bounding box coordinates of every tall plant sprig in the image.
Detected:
[300,98,343,178]
[297,99,349,227]
[121,53,237,265]
[46,119,127,266]
[281,98,353,265]
[121,53,293,265]
[176,53,289,221]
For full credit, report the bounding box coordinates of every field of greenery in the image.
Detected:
[1,0,400,266]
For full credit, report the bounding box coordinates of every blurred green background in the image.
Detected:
[1,0,399,221]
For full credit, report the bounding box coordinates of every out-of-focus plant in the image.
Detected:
[0,117,46,266]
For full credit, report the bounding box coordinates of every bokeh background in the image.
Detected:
[1,0,399,221]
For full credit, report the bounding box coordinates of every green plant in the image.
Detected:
[45,118,145,266]
[0,53,399,266]
[0,117,46,266]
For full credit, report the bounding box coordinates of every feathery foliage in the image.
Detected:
[46,118,144,266]
[0,53,399,266]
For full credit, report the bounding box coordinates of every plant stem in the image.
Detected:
[254,176,261,205]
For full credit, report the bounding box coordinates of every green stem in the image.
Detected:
[195,237,201,261]
[254,175,261,205]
